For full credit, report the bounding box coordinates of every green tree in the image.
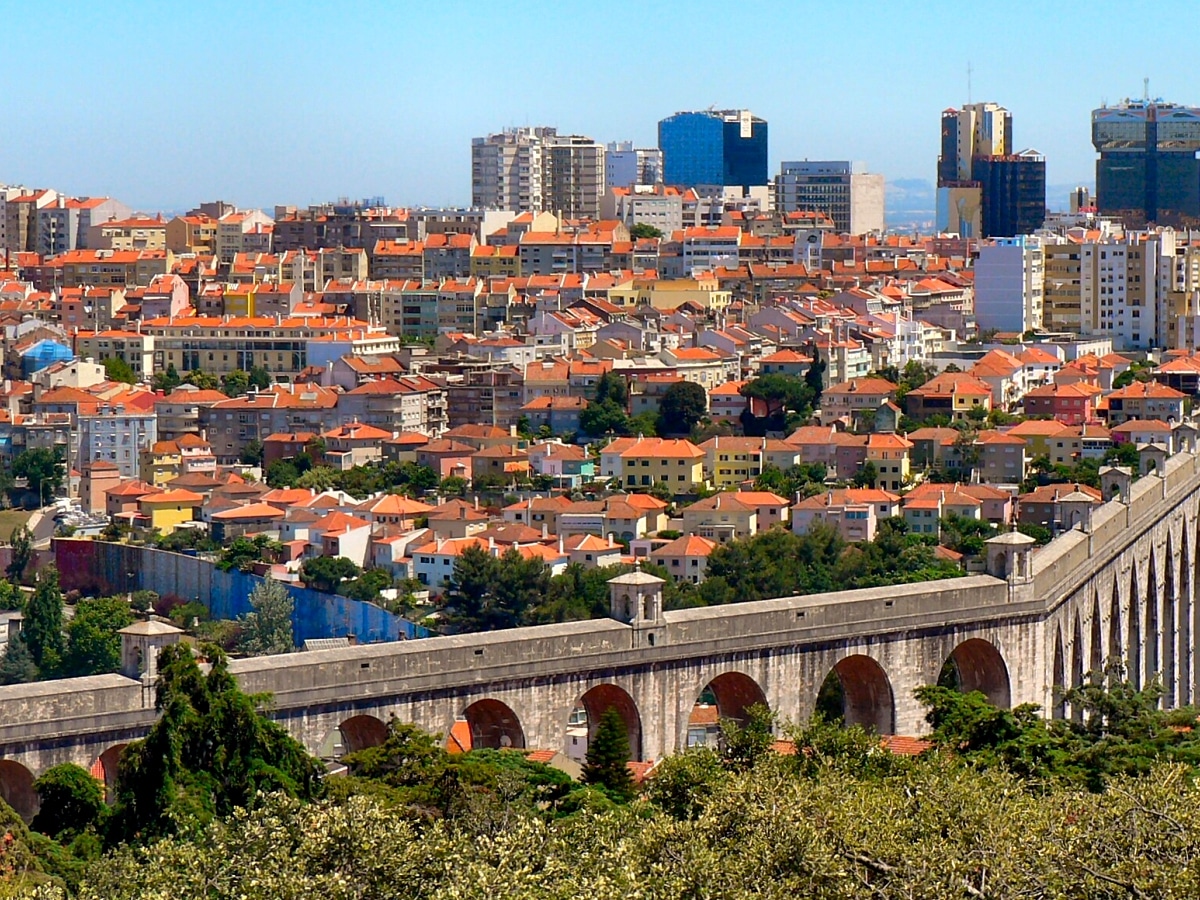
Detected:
[247,365,272,391]
[12,448,66,506]
[6,524,32,583]
[239,439,264,466]
[628,222,663,240]
[264,458,301,488]
[61,595,135,678]
[594,370,629,408]
[102,356,136,384]
[237,578,294,656]
[216,535,278,572]
[296,466,338,492]
[0,578,22,611]
[581,707,635,801]
[852,459,878,488]
[182,369,220,390]
[24,565,64,676]
[658,380,708,435]
[339,568,393,603]
[0,635,38,685]
[150,362,182,394]
[301,556,361,593]
[106,643,324,844]
[220,369,251,397]
[31,763,105,840]
[579,399,629,437]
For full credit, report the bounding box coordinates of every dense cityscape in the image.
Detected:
[3,7,1200,893]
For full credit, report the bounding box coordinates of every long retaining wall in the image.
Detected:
[53,540,426,645]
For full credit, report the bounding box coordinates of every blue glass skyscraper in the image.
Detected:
[658,109,768,189]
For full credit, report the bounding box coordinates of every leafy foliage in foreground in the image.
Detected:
[64,758,1200,899]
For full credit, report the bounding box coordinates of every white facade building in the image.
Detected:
[974,236,1044,333]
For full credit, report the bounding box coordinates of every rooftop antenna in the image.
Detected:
[967,62,972,104]
[1143,77,1149,102]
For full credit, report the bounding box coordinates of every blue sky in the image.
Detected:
[0,1,1194,212]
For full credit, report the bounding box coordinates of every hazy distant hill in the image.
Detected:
[885,178,934,232]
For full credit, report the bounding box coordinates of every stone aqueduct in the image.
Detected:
[0,451,1198,819]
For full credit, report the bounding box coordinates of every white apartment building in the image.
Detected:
[605,142,663,189]
[471,127,606,219]
[600,185,684,234]
[974,236,1044,333]
[1079,234,1166,351]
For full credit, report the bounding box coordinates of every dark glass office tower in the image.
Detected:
[974,152,1047,237]
[659,109,768,189]
[1093,99,1200,225]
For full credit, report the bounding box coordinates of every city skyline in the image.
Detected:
[0,1,1196,212]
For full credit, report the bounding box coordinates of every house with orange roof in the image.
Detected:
[698,435,800,488]
[1021,382,1102,425]
[821,376,898,422]
[1105,381,1187,425]
[791,487,900,542]
[409,536,492,588]
[680,493,757,541]
[650,533,717,584]
[1018,482,1103,530]
[311,511,373,566]
[616,436,706,493]
[1110,419,1173,448]
[968,349,1025,409]
[137,488,204,534]
[904,371,993,422]
[560,533,623,569]
[973,430,1028,484]
[707,379,749,423]
[208,501,285,542]
[320,421,392,470]
[865,432,913,491]
[353,493,434,528]
[905,481,1013,525]
[757,347,812,378]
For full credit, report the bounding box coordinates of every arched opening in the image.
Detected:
[1163,534,1177,705]
[320,714,389,759]
[939,638,1011,709]
[816,655,895,734]
[567,683,643,763]
[93,743,127,803]
[1129,565,1142,689]
[1146,552,1160,685]
[688,671,768,747]
[1182,529,1193,705]
[1109,579,1123,666]
[1090,595,1103,676]
[1052,626,1066,719]
[0,761,37,822]
[461,699,525,751]
[1071,614,1085,722]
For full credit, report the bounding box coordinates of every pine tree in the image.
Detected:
[0,635,38,685]
[23,565,64,676]
[582,707,635,801]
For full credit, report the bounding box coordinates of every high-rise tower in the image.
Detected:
[658,109,768,190]
[1092,97,1200,226]
[936,102,1043,238]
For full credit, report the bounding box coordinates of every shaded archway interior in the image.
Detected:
[943,639,1011,709]
[817,654,895,735]
[702,671,768,726]
[0,760,37,823]
[95,743,128,803]
[579,683,643,761]
[462,698,525,750]
[338,714,389,755]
